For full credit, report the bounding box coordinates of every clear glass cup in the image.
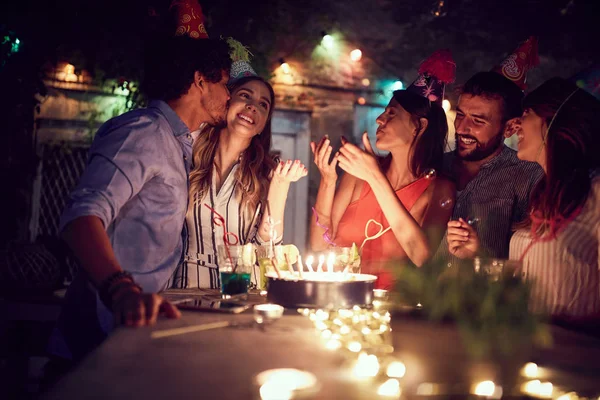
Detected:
[255,245,292,288]
[329,247,361,274]
[473,257,523,281]
[218,244,255,296]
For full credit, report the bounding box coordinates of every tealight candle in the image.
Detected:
[255,368,318,400]
[254,304,284,324]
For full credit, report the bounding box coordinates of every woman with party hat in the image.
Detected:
[171,39,308,289]
[310,50,457,289]
[465,76,600,322]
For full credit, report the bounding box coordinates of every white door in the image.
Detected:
[270,110,311,253]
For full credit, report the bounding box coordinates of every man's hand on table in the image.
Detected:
[112,285,181,327]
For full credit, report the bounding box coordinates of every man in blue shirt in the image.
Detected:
[48,35,231,364]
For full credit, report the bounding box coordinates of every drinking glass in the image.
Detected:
[473,257,523,281]
[255,245,291,289]
[218,244,255,296]
[329,246,361,274]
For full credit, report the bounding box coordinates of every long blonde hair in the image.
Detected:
[188,76,277,209]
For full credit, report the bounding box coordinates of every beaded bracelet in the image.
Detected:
[98,271,141,311]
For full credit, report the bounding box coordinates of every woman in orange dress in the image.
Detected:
[309,51,457,289]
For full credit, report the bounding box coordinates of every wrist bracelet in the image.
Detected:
[109,281,143,310]
[98,271,139,311]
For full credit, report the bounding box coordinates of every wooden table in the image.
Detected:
[41,289,600,399]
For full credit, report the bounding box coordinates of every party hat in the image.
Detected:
[170,0,208,39]
[406,49,456,104]
[570,63,600,100]
[227,37,257,84]
[492,36,539,90]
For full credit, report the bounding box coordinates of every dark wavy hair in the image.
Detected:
[141,36,231,101]
[189,76,278,209]
[385,90,448,177]
[522,77,600,231]
[460,71,524,123]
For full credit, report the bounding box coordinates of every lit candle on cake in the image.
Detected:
[317,254,325,273]
[305,255,314,272]
[327,252,335,274]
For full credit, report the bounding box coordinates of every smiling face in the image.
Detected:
[226,79,273,138]
[516,107,546,166]
[454,94,505,161]
[375,98,417,150]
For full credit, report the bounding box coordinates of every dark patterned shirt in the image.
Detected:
[435,145,544,262]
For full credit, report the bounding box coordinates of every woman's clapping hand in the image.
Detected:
[337,132,381,183]
[273,159,308,184]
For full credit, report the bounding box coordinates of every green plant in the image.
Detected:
[394,258,552,359]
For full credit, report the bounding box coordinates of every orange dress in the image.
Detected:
[335,177,432,289]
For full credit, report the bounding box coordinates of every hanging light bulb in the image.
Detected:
[350,49,362,62]
[361,78,370,87]
[431,0,447,17]
[357,97,366,105]
[321,32,334,49]
[279,58,291,74]
[442,99,451,112]
[391,80,403,90]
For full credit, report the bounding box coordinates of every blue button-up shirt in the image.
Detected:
[51,100,193,360]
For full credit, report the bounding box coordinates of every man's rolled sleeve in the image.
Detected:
[59,116,162,232]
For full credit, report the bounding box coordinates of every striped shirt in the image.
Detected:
[435,145,544,262]
[170,164,278,289]
[510,175,600,317]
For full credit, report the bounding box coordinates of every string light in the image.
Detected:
[442,99,451,112]
[321,32,334,49]
[350,49,362,62]
[279,58,291,74]
[386,361,406,378]
[391,80,403,90]
[432,0,447,17]
[361,78,370,87]
[56,63,79,82]
[357,97,366,105]
[377,379,401,397]
[560,0,575,16]
[297,306,580,398]
[473,381,502,398]
[522,362,538,378]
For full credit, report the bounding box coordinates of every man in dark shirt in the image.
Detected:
[436,71,543,262]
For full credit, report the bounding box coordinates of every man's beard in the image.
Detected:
[210,106,227,126]
[454,133,504,162]
[205,98,228,126]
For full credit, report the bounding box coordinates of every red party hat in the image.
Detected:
[170,0,208,39]
[407,49,456,104]
[492,36,539,90]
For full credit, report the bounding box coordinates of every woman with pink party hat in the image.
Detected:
[170,39,308,290]
[309,50,457,289]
